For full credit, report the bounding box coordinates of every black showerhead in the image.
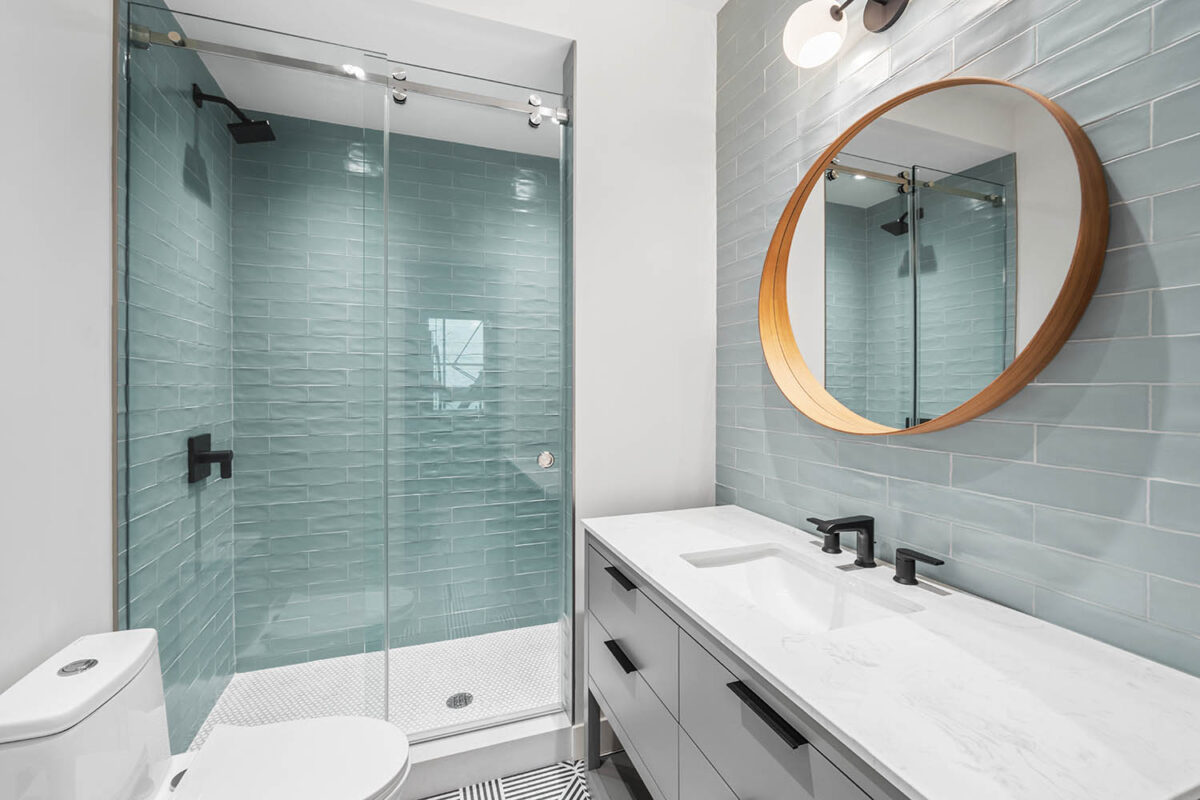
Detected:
[881,212,909,237]
[228,119,275,144]
[192,84,276,144]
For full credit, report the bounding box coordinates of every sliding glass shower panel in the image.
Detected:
[824,153,916,429]
[120,3,388,751]
[913,164,1011,421]
[385,63,570,738]
[119,4,573,752]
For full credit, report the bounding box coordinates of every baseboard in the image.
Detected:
[399,712,575,799]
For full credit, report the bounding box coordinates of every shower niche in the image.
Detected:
[117,1,573,754]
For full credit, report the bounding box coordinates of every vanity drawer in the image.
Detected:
[588,612,679,800]
[587,546,679,715]
[680,729,738,800]
[679,633,870,800]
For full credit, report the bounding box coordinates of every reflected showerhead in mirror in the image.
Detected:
[880,212,909,237]
[192,83,276,144]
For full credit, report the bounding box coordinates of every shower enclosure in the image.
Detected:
[116,2,573,754]
[823,152,1013,429]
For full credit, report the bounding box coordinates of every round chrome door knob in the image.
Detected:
[537,451,555,469]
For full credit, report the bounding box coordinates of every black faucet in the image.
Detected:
[188,434,233,483]
[893,548,944,585]
[806,515,877,568]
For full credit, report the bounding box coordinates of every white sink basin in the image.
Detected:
[681,544,923,636]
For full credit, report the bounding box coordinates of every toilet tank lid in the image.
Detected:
[0,629,159,744]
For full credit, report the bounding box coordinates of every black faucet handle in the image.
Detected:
[893,548,945,586]
[808,515,873,532]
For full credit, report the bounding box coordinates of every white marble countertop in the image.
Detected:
[582,505,1200,800]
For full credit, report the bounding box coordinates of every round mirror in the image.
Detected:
[759,78,1109,435]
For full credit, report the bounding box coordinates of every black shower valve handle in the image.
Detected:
[188,434,233,483]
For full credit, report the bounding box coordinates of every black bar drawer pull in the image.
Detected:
[604,565,637,592]
[604,639,638,674]
[727,681,807,749]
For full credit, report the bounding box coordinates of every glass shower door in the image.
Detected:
[385,63,571,739]
[119,4,389,752]
[913,163,1011,421]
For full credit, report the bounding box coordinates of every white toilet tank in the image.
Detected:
[0,629,171,800]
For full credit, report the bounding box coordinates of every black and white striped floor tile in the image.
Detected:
[423,760,588,800]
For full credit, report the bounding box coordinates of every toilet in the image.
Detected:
[0,630,410,800]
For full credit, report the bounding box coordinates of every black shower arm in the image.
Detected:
[192,84,251,124]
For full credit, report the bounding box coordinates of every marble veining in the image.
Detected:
[583,506,1200,800]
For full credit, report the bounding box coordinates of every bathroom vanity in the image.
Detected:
[583,506,1200,800]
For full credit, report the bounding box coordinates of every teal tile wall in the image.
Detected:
[863,193,912,427]
[716,0,1200,676]
[119,1,236,752]
[229,114,387,672]
[386,135,564,648]
[823,203,869,415]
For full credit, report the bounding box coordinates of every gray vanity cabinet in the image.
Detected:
[586,541,880,800]
[679,633,870,800]
[587,547,679,715]
[679,731,738,800]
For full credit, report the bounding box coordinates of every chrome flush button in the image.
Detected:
[537,451,555,469]
[58,659,99,676]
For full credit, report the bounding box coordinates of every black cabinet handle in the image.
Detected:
[727,681,807,749]
[604,565,636,592]
[603,639,638,674]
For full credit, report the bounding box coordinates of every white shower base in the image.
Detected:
[191,623,563,749]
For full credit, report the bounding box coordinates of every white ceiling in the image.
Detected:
[164,1,573,156]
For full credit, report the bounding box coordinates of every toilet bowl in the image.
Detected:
[163,718,410,800]
[0,630,410,800]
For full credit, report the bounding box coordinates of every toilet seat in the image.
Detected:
[172,717,410,800]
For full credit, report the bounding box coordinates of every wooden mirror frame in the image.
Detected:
[758,77,1109,436]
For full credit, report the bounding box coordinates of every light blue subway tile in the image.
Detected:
[1148,577,1200,636]
[984,384,1149,428]
[1152,385,1200,433]
[1152,285,1200,335]
[1034,588,1200,677]
[1153,0,1200,49]
[1072,291,1150,338]
[1038,335,1200,384]
[1037,426,1200,483]
[889,477,1034,540]
[1154,185,1200,241]
[1153,83,1200,145]
[954,524,1147,615]
[1149,480,1200,533]
[1035,506,1200,585]
[839,441,951,484]
[952,456,1147,521]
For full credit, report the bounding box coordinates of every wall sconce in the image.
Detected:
[782,0,909,68]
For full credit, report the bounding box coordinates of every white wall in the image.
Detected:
[0,0,115,690]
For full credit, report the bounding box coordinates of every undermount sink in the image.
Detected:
[680,544,923,636]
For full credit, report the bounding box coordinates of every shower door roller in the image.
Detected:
[537,451,555,469]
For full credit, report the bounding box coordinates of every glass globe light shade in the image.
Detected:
[782,1,848,68]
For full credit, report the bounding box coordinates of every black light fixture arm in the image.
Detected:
[192,83,251,124]
[829,0,909,32]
